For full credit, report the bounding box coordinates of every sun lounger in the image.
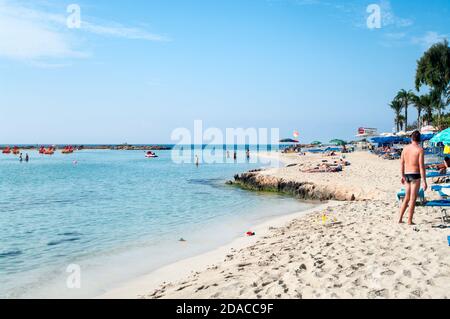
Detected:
[431,185,450,199]
[426,162,443,166]
[424,149,437,156]
[307,149,324,154]
[431,184,450,191]
[423,200,450,224]
[426,171,450,179]
[397,188,425,204]
[324,147,341,152]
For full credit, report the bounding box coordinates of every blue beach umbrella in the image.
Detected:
[421,133,436,142]
[430,129,450,145]
[370,136,405,145]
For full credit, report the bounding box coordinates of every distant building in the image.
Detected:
[356,127,378,138]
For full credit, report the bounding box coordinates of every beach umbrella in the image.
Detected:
[421,133,436,142]
[329,139,347,146]
[280,138,299,143]
[371,136,405,145]
[421,125,438,133]
[380,132,395,137]
[430,128,450,145]
[311,141,322,145]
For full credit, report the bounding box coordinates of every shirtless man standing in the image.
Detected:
[399,131,428,225]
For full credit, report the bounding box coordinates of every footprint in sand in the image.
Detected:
[381,270,395,276]
[368,289,389,299]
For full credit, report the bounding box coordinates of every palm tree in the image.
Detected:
[419,93,434,125]
[430,88,446,117]
[396,89,414,130]
[410,93,427,129]
[390,99,403,132]
[398,115,405,131]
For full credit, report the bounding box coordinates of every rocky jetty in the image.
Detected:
[0,145,172,151]
[110,145,172,151]
[228,169,356,201]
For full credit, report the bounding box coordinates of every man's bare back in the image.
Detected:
[402,144,423,174]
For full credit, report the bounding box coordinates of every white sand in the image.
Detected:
[98,203,336,299]
[101,151,450,299]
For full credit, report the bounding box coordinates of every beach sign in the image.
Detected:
[357,127,378,137]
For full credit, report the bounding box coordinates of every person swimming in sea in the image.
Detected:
[25,153,29,162]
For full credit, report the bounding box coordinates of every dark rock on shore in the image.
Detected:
[228,170,356,201]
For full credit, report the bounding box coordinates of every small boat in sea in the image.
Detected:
[43,147,55,155]
[145,151,158,158]
[12,146,20,155]
[61,146,74,154]
[2,147,11,154]
[39,146,46,154]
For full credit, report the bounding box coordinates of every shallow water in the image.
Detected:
[0,149,315,298]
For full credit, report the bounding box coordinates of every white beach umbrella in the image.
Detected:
[380,132,395,137]
[421,125,438,133]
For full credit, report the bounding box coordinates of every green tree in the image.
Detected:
[417,93,434,124]
[432,113,450,130]
[411,93,432,129]
[398,115,405,131]
[389,99,403,132]
[396,89,414,129]
[415,40,450,119]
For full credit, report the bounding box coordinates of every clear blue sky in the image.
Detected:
[1,0,449,144]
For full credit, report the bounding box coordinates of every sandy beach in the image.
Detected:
[101,151,450,299]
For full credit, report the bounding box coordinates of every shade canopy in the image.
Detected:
[371,136,405,145]
[430,129,450,145]
[371,133,435,146]
[280,138,299,143]
[329,139,347,146]
[421,133,436,142]
[421,125,438,133]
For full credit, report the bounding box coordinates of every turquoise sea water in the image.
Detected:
[0,149,315,298]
